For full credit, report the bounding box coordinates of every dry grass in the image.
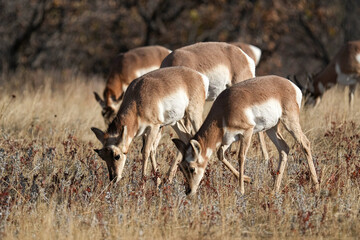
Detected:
[0,70,359,239]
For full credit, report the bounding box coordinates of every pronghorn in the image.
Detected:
[94,45,171,125]
[229,42,262,66]
[173,75,320,196]
[91,66,209,185]
[160,41,268,180]
[293,40,360,107]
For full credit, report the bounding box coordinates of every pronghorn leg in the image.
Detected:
[258,132,269,162]
[217,144,251,183]
[282,118,320,191]
[150,128,163,187]
[266,125,290,193]
[349,84,356,109]
[167,152,182,183]
[142,125,161,182]
[238,128,253,194]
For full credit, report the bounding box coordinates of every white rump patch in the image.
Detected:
[249,45,262,65]
[244,99,282,133]
[289,81,303,109]
[135,66,159,78]
[335,63,357,85]
[158,89,189,125]
[356,53,360,64]
[198,72,209,99]
[205,65,231,100]
[237,48,256,77]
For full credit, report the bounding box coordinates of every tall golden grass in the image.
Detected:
[0,70,359,239]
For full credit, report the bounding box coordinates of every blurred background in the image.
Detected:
[0,0,359,78]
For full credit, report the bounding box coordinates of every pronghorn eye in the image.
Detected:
[189,167,195,173]
[114,154,120,160]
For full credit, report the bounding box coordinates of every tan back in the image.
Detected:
[312,40,360,95]
[161,42,255,100]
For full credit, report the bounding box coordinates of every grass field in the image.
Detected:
[0,70,359,239]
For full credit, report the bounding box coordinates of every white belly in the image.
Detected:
[244,99,282,133]
[158,89,189,125]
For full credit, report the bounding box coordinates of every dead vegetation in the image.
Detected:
[0,70,359,239]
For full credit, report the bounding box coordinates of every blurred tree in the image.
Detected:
[0,0,358,77]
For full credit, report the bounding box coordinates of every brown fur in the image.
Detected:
[178,75,319,195]
[162,42,268,177]
[106,45,171,102]
[108,66,207,139]
[311,41,360,101]
[93,66,208,184]
[195,75,299,157]
[161,42,255,92]
[96,45,171,124]
[229,42,261,66]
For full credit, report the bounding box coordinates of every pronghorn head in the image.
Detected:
[91,126,128,183]
[173,139,207,196]
[94,92,123,125]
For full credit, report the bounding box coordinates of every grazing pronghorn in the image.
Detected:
[91,66,209,185]
[160,41,269,180]
[94,45,171,124]
[173,75,320,196]
[230,42,262,66]
[293,40,360,107]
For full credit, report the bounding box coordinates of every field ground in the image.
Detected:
[0,70,359,239]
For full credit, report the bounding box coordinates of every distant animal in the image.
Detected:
[229,42,262,66]
[91,66,209,185]
[161,41,268,180]
[173,75,319,196]
[292,40,360,107]
[94,45,171,125]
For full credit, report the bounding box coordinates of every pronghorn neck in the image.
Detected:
[107,102,138,141]
[194,119,222,160]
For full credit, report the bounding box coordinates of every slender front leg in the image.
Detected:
[258,132,269,162]
[150,128,162,187]
[167,152,182,183]
[142,126,161,181]
[238,129,253,194]
[349,84,356,110]
[217,145,251,183]
[266,126,290,192]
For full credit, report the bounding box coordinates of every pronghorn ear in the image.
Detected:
[190,139,202,156]
[91,127,105,144]
[94,92,106,109]
[117,125,127,145]
[172,139,186,156]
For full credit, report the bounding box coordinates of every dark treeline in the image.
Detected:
[0,0,359,77]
